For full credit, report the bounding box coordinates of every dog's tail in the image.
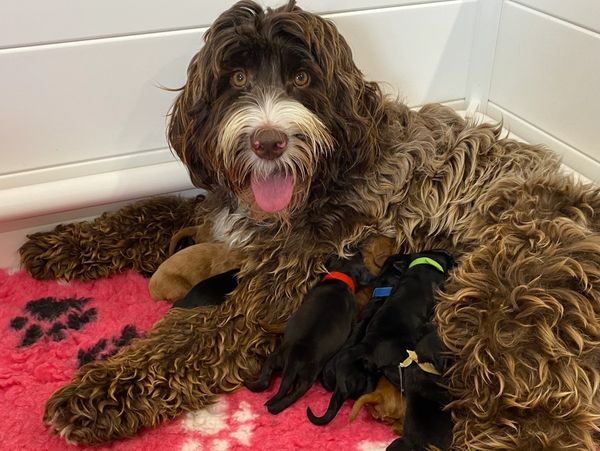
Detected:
[306,389,345,425]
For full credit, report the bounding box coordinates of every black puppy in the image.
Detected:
[310,250,453,425]
[387,324,453,451]
[319,253,411,392]
[359,250,454,389]
[171,269,239,309]
[307,342,379,425]
[245,252,372,414]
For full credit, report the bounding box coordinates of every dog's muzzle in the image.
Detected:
[250,128,288,160]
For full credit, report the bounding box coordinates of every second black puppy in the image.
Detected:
[171,269,239,309]
[361,250,454,389]
[245,252,372,414]
[387,324,453,451]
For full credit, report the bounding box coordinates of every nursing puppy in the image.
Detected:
[349,377,405,434]
[309,253,411,425]
[171,269,239,309]
[244,252,372,414]
[387,325,453,451]
[362,250,454,389]
[320,252,410,392]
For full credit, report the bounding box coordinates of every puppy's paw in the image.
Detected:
[244,378,271,392]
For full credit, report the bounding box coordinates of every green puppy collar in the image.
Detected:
[408,256,445,273]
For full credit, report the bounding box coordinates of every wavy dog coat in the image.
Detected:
[19,1,600,449]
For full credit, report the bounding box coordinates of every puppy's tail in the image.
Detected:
[307,389,345,425]
[168,226,201,255]
[348,391,379,422]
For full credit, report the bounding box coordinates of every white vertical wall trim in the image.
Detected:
[464,0,503,115]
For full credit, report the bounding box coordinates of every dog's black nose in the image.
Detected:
[250,128,288,160]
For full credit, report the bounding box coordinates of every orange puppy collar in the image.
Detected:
[322,271,356,294]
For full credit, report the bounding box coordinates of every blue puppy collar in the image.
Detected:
[372,286,393,298]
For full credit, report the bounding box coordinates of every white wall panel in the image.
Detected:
[512,0,600,33]
[1,30,203,179]
[0,1,475,188]
[1,0,448,49]
[489,1,600,164]
[1,1,230,48]
[331,1,476,105]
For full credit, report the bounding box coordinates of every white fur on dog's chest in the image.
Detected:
[211,206,255,248]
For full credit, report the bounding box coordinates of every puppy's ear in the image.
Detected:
[428,249,456,272]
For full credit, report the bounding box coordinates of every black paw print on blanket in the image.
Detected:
[76,325,139,368]
[9,297,96,347]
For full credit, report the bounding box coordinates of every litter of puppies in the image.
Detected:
[243,246,456,450]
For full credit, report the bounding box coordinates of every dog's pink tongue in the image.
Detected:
[250,172,294,213]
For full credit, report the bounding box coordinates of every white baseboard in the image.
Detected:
[0,160,194,223]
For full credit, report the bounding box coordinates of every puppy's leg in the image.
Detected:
[245,352,280,392]
[265,378,313,414]
[385,438,415,451]
[264,360,298,413]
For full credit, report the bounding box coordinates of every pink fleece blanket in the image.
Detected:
[0,269,396,451]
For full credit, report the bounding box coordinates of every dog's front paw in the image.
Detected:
[44,382,101,445]
[43,366,144,445]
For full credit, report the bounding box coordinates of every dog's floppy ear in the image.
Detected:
[303,14,386,170]
[167,1,265,189]
[167,60,214,189]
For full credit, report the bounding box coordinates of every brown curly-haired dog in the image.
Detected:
[20,1,600,448]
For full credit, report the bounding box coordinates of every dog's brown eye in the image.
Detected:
[230,70,247,88]
[294,71,310,88]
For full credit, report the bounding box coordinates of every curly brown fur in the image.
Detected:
[349,377,405,434]
[20,196,200,281]
[27,1,600,448]
[436,172,600,450]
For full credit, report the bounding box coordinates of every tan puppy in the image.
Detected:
[149,241,241,301]
[349,376,405,434]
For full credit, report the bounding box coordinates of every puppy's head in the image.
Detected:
[168,1,384,220]
[415,249,456,274]
[326,251,374,288]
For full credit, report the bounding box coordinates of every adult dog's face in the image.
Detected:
[169,0,382,219]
